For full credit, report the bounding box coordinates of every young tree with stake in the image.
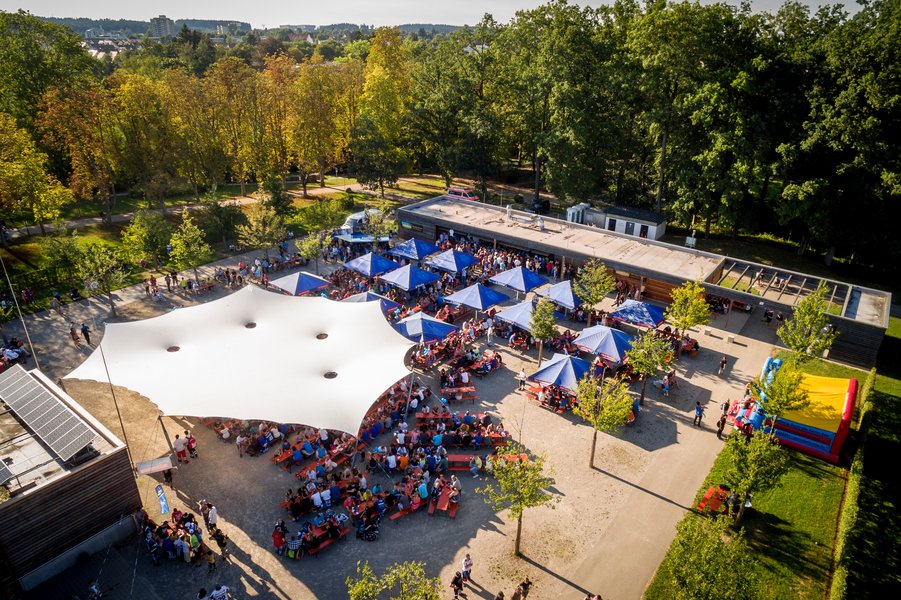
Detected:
[750,364,810,436]
[476,440,559,556]
[665,280,711,354]
[169,211,212,283]
[624,330,674,404]
[76,242,128,317]
[529,297,559,367]
[574,259,616,325]
[722,432,791,526]
[777,281,838,364]
[574,373,635,468]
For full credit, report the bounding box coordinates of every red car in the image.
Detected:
[445,188,480,201]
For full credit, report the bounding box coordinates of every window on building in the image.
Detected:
[607,218,617,231]
[625,221,635,235]
[639,224,649,238]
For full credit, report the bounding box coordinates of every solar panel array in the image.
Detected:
[0,366,96,462]
[0,461,12,485]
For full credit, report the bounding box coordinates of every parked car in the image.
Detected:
[446,188,480,201]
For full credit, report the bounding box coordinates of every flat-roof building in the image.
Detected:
[397,197,890,367]
[0,366,141,591]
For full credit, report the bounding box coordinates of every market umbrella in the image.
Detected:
[341,291,401,314]
[573,325,634,362]
[394,312,459,344]
[536,279,580,311]
[444,283,510,312]
[426,249,479,274]
[269,271,331,296]
[528,353,597,393]
[379,264,441,292]
[609,299,666,328]
[387,238,440,261]
[344,252,401,277]
[489,266,548,294]
[495,300,539,332]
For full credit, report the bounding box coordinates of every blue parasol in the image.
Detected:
[573,325,634,362]
[387,238,440,261]
[528,353,597,393]
[269,271,330,296]
[426,249,479,274]
[341,291,401,314]
[394,312,459,343]
[536,279,580,311]
[489,266,548,293]
[609,299,666,328]
[344,252,401,277]
[378,264,441,291]
[444,283,510,312]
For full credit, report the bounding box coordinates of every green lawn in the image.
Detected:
[774,352,867,381]
[646,448,847,600]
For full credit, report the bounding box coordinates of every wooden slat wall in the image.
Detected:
[0,447,141,577]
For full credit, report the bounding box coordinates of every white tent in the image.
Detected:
[65,286,414,435]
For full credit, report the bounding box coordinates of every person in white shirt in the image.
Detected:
[386,454,398,471]
[207,504,218,529]
[319,428,329,443]
[311,490,323,508]
[395,431,405,445]
[460,370,471,385]
[209,585,230,600]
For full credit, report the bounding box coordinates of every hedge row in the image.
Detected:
[828,367,877,599]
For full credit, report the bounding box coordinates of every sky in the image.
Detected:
[0,0,857,27]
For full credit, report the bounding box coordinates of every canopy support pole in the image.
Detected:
[158,415,174,456]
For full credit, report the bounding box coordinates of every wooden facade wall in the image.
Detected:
[0,447,141,578]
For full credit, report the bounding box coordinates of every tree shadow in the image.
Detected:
[590,465,694,512]
[744,512,830,582]
[518,553,594,596]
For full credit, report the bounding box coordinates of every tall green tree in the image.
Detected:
[574,373,635,468]
[291,56,343,195]
[476,440,559,556]
[296,233,326,275]
[529,297,559,368]
[40,229,83,286]
[345,560,441,600]
[119,209,173,266]
[663,516,752,600]
[751,363,810,435]
[196,196,246,246]
[237,203,286,260]
[169,211,212,283]
[665,280,711,352]
[574,259,616,325]
[722,432,791,525]
[77,242,128,316]
[777,281,838,363]
[624,330,674,404]
[0,10,96,130]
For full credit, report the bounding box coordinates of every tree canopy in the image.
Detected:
[777,281,838,363]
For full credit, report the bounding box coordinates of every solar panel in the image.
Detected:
[0,462,12,485]
[0,366,96,462]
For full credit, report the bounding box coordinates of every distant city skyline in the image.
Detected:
[0,0,859,27]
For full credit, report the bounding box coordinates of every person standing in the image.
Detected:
[462,553,473,583]
[207,503,218,530]
[173,434,189,464]
[716,415,727,440]
[80,323,92,346]
[209,584,229,600]
[718,356,728,376]
[693,402,705,427]
[518,368,527,390]
[185,430,198,459]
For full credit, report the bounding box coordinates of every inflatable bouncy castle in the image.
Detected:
[729,357,857,464]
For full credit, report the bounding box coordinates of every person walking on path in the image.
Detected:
[80,323,92,346]
[185,430,198,459]
[718,356,728,376]
[450,571,465,599]
[518,367,527,390]
[519,577,533,598]
[207,503,218,530]
[68,322,81,348]
[462,553,473,583]
[716,415,727,439]
[693,402,705,427]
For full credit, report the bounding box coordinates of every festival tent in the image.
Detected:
[574,325,634,362]
[344,252,401,277]
[341,291,401,314]
[609,299,666,328]
[269,271,331,296]
[378,264,441,291]
[444,283,510,312]
[64,286,414,435]
[489,266,548,294]
[394,312,459,344]
[536,279,580,311]
[426,249,478,274]
[495,300,539,332]
[387,238,440,261]
[529,353,596,393]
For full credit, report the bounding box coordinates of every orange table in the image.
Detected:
[436,486,452,511]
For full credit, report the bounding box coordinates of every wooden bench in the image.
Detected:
[448,502,459,519]
[446,395,479,404]
[306,527,349,557]
[388,499,423,523]
[196,282,216,294]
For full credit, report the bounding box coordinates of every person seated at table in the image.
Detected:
[299,439,315,459]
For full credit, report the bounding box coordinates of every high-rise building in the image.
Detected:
[149,15,176,38]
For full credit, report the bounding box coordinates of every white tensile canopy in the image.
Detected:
[65,286,414,435]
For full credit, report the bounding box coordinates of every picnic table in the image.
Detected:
[441,386,476,395]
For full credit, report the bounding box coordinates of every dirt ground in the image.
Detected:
[18,263,779,600]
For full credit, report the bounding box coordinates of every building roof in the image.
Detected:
[399,196,723,283]
[602,205,667,225]
[0,368,120,497]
